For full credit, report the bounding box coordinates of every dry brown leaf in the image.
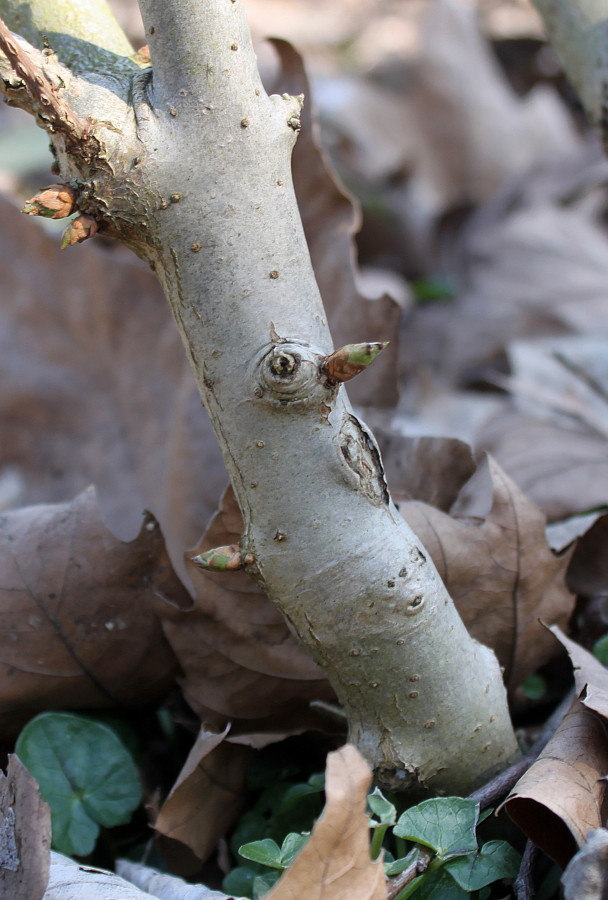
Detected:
[407,0,578,212]
[478,337,608,521]
[567,513,608,598]
[0,487,181,735]
[550,626,608,719]
[397,454,575,689]
[504,694,608,868]
[405,197,608,390]
[379,434,477,512]
[154,725,252,863]
[504,628,608,868]
[154,487,335,733]
[0,755,50,900]
[266,745,387,900]
[0,192,226,581]
[266,39,403,409]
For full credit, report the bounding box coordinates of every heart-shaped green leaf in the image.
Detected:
[394,797,479,859]
[444,840,520,890]
[16,712,141,856]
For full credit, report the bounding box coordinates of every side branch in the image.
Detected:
[0,0,137,75]
[0,17,91,148]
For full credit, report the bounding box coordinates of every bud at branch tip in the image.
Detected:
[323,341,389,384]
[22,183,77,219]
[191,544,254,571]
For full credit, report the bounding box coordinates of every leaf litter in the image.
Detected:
[2,0,608,892]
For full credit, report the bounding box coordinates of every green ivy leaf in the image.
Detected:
[519,673,547,700]
[394,797,479,859]
[253,871,280,899]
[223,865,256,899]
[593,634,608,666]
[15,712,141,857]
[444,840,520,891]
[401,868,469,900]
[239,838,284,869]
[280,832,308,866]
[368,787,397,825]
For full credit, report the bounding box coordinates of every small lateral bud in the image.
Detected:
[191,544,254,571]
[22,183,77,219]
[323,341,389,384]
[60,214,98,249]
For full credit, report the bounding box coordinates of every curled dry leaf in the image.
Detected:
[265,39,403,409]
[504,695,608,869]
[154,486,335,734]
[396,453,574,689]
[0,487,182,736]
[266,745,387,900]
[0,755,50,900]
[504,628,608,868]
[153,725,252,863]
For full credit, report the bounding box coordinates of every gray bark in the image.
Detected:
[0,0,518,794]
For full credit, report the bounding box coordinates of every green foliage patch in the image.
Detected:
[16,711,142,857]
[225,774,520,900]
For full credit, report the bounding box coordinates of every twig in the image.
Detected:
[0,15,95,155]
[469,689,575,808]
[514,839,538,900]
[386,847,432,900]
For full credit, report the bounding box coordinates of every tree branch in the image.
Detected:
[531,0,608,133]
[138,0,264,104]
[0,17,91,144]
[0,0,137,74]
[4,0,520,793]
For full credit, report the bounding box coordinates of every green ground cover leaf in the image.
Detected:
[394,797,479,859]
[444,840,520,890]
[15,712,141,856]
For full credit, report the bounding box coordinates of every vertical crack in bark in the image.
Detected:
[338,414,389,507]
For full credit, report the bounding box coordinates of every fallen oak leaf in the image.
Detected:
[265,744,387,900]
[478,337,608,521]
[0,486,182,736]
[397,454,575,689]
[0,191,226,583]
